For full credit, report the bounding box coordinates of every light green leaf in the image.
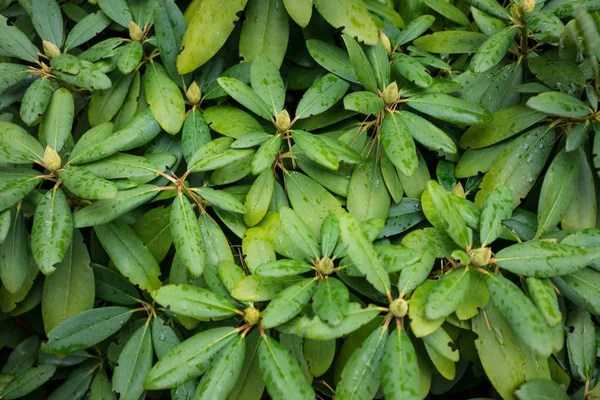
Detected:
[392,53,433,88]
[231,275,303,301]
[244,169,275,227]
[98,0,132,27]
[145,62,186,134]
[292,130,339,170]
[58,166,119,200]
[144,327,239,389]
[343,91,384,115]
[94,218,162,291]
[64,11,111,50]
[258,335,316,400]
[480,185,513,246]
[526,91,591,117]
[295,73,350,119]
[217,77,273,120]
[261,278,317,328]
[406,93,492,124]
[313,0,378,45]
[347,156,390,222]
[413,31,487,53]
[0,209,29,294]
[88,71,133,127]
[42,87,74,152]
[112,324,153,400]
[195,335,245,400]
[342,34,378,93]
[339,212,390,295]
[515,379,570,400]
[20,78,54,127]
[250,55,285,113]
[42,306,132,354]
[471,26,517,73]
[425,268,470,319]
[381,328,420,400]
[395,15,435,47]
[283,0,312,27]
[240,0,289,67]
[170,193,205,277]
[312,277,348,327]
[396,111,457,154]
[381,111,418,176]
[0,168,42,213]
[154,284,238,319]
[305,39,358,83]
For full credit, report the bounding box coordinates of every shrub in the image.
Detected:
[0,0,599,399]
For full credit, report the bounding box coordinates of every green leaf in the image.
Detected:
[254,259,312,277]
[54,60,112,90]
[195,335,246,399]
[565,308,596,382]
[292,130,339,170]
[0,364,56,399]
[204,106,263,139]
[154,284,238,319]
[59,166,119,200]
[526,91,591,117]
[305,39,358,83]
[283,0,312,27]
[93,264,139,305]
[339,212,390,295]
[73,185,158,227]
[20,78,53,127]
[422,327,458,362]
[261,278,317,328]
[0,121,44,164]
[42,87,74,152]
[41,229,94,333]
[78,153,159,184]
[0,209,29,294]
[94,218,162,291]
[381,111,418,176]
[144,326,239,389]
[475,126,555,207]
[97,0,132,27]
[472,303,550,400]
[286,171,343,239]
[279,206,320,260]
[192,187,246,214]
[413,31,487,53]
[342,34,378,93]
[251,135,281,175]
[231,275,303,301]
[88,71,134,127]
[313,0,378,45]
[155,0,188,84]
[240,0,289,67]
[312,277,349,327]
[89,369,115,400]
[392,53,433,88]
[485,273,557,357]
[47,360,97,398]
[515,379,570,400]
[366,42,390,90]
[170,193,206,277]
[396,15,435,46]
[466,0,511,20]
[277,303,381,340]
[562,147,596,230]
[528,55,585,95]
[407,279,444,337]
[471,26,518,73]
[31,0,63,47]
[295,73,350,119]
[381,328,420,400]
[227,330,265,400]
[258,335,316,400]
[424,0,469,24]
[347,157,390,222]
[304,338,336,377]
[217,77,273,120]
[425,268,470,319]
[405,93,492,124]
[455,141,510,178]
[343,91,384,115]
[42,306,132,354]
[336,326,388,399]
[526,277,561,328]
[112,324,153,400]
[250,55,285,113]
[422,181,469,248]
[536,150,579,237]
[69,110,161,165]
[0,168,42,212]
[396,111,457,154]
[145,62,186,134]
[494,240,600,277]
[64,11,111,50]
[0,63,32,93]
[1,336,39,375]
[480,185,512,246]
[0,15,39,62]
[117,41,143,75]
[244,169,275,227]
[178,0,247,73]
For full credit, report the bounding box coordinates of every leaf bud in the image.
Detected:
[244,305,260,326]
[42,40,61,59]
[275,109,291,132]
[390,298,408,318]
[43,145,61,172]
[186,81,202,105]
[317,257,335,276]
[470,247,492,267]
[129,20,144,42]
[382,82,399,106]
[519,0,535,14]
[379,31,392,54]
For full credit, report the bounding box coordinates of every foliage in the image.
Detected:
[0,0,600,399]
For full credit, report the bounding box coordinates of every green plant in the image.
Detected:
[1,0,600,399]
